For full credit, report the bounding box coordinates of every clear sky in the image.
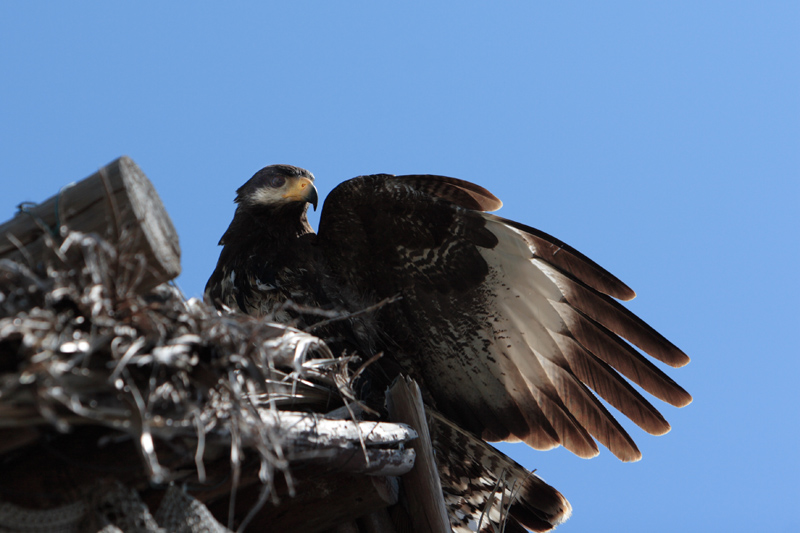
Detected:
[2,3,798,532]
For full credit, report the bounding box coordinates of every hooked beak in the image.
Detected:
[283,177,318,210]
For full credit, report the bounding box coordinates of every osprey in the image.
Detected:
[205,165,691,531]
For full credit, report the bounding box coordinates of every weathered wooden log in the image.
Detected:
[255,410,417,477]
[386,376,451,533]
[0,156,180,293]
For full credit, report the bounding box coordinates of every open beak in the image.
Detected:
[284,177,319,210]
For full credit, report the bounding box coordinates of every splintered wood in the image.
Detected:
[387,376,451,533]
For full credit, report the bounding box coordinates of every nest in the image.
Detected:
[0,232,413,533]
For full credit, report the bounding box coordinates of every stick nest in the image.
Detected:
[0,231,358,512]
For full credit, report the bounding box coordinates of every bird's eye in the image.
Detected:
[270,176,286,188]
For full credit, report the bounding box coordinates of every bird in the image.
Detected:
[205,164,692,531]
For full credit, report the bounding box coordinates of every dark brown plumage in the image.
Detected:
[205,164,691,531]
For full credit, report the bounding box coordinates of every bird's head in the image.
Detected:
[235,164,319,212]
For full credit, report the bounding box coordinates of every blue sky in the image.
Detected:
[2,3,798,531]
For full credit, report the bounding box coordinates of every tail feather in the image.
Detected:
[428,410,571,532]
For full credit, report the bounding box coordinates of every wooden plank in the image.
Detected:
[0,156,180,293]
[386,376,450,533]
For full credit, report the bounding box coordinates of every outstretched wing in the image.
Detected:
[317,174,691,461]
